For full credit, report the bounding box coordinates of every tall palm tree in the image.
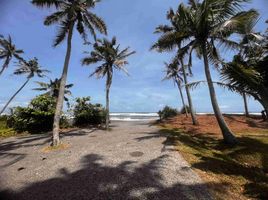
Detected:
[236,10,260,117]
[82,37,135,129]
[32,0,107,146]
[0,58,48,115]
[0,35,24,76]
[221,54,268,120]
[33,78,73,106]
[152,8,199,125]
[162,60,188,117]
[153,0,257,145]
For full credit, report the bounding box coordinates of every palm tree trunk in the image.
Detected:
[260,97,268,121]
[0,78,30,115]
[180,59,199,125]
[105,82,110,130]
[202,43,237,145]
[0,67,5,76]
[242,93,249,117]
[52,22,74,146]
[105,71,112,130]
[0,57,10,76]
[176,80,188,117]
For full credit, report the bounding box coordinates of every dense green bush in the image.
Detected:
[73,97,106,126]
[7,95,56,133]
[158,106,178,120]
[180,105,190,114]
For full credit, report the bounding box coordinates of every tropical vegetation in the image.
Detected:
[82,37,135,129]
[152,0,262,145]
[162,60,188,117]
[31,0,107,146]
[0,58,48,115]
[0,35,24,76]
[33,78,73,107]
[73,96,106,126]
[158,106,178,120]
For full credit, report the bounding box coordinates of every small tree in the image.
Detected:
[0,35,24,76]
[73,97,106,126]
[158,106,178,121]
[32,0,107,146]
[82,37,135,129]
[33,78,73,107]
[0,58,48,115]
[162,60,188,117]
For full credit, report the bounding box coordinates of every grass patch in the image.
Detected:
[0,116,17,138]
[158,123,268,200]
[41,143,70,153]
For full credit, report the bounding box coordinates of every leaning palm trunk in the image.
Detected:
[242,93,249,117]
[105,71,112,130]
[180,59,199,125]
[105,85,110,130]
[52,22,74,146]
[0,58,10,76]
[0,78,30,115]
[202,44,237,145]
[260,95,268,121]
[176,80,188,117]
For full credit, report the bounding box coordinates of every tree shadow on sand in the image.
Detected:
[0,129,97,168]
[136,127,268,199]
[0,153,218,200]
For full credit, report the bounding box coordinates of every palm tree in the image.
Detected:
[152,0,258,145]
[241,92,249,117]
[152,8,199,125]
[32,0,107,146]
[221,54,268,120]
[33,78,73,106]
[236,10,261,117]
[0,35,24,76]
[162,60,188,117]
[0,58,48,115]
[82,37,135,129]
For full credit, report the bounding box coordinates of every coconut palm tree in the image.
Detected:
[162,59,188,117]
[32,0,107,146]
[0,58,48,115]
[153,0,258,145]
[33,78,73,106]
[152,9,199,125]
[82,37,135,129]
[236,10,261,117]
[221,54,268,120]
[0,35,24,76]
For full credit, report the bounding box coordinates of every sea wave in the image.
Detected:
[110,117,159,121]
[110,113,159,117]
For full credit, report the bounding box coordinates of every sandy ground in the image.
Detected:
[0,121,212,200]
[164,115,268,136]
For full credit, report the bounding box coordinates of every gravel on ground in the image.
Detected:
[0,121,212,200]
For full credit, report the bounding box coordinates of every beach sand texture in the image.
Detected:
[0,122,211,200]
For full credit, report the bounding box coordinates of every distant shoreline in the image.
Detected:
[109,112,262,121]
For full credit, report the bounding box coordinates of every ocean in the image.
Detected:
[110,112,159,121]
[109,112,262,121]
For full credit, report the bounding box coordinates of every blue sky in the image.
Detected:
[0,0,268,113]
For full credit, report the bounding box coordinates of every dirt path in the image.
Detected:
[0,122,212,200]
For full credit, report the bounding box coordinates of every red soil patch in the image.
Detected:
[162,114,268,137]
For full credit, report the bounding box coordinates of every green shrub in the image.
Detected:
[73,97,106,126]
[60,115,71,129]
[7,95,56,133]
[0,115,16,137]
[180,105,190,114]
[158,106,178,120]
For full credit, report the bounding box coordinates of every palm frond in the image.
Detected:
[44,11,66,26]
[31,0,64,8]
[53,20,69,47]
